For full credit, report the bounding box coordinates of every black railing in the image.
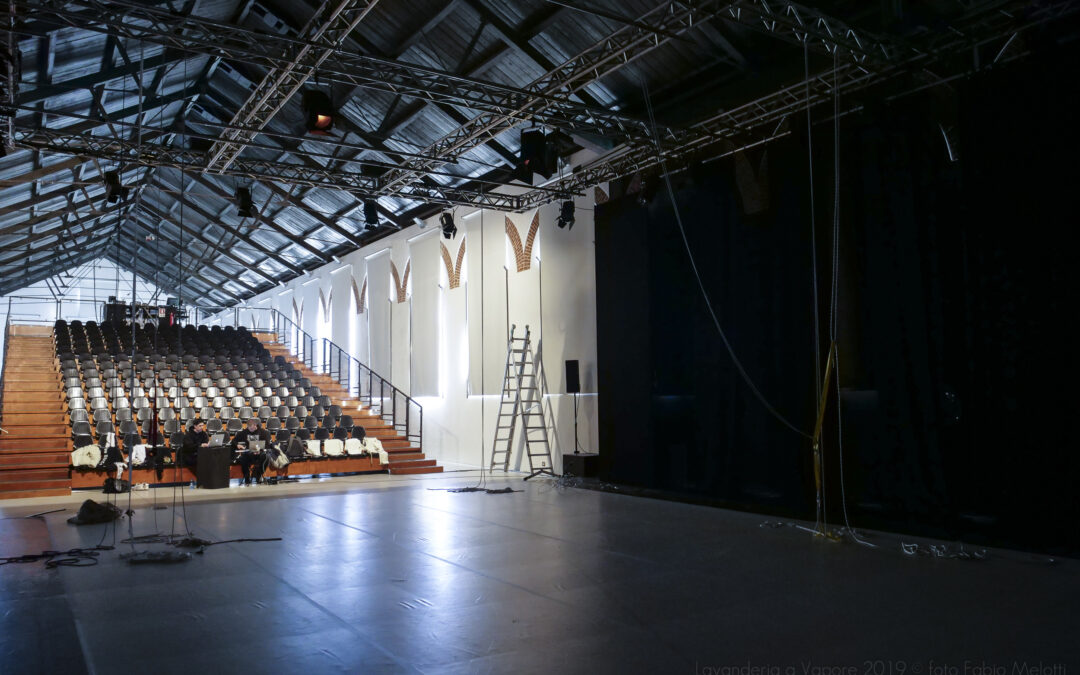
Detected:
[271,310,317,372]
[322,339,422,448]
[267,310,422,451]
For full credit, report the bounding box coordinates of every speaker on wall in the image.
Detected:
[565,360,580,394]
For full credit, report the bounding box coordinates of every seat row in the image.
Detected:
[74,416,369,453]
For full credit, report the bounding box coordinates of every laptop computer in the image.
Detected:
[209,432,226,446]
[248,440,266,452]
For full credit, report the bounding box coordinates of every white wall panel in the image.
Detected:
[366,250,392,378]
[409,231,441,396]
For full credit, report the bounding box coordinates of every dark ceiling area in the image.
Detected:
[1,0,1076,306]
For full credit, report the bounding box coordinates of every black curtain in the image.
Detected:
[596,46,1080,555]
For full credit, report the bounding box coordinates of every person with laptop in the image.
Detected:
[231,417,273,485]
[181,419,210,468]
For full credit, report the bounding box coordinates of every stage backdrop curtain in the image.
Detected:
[596,48,1080,554]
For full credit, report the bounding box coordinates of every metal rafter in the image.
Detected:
[166,170,307,274]
[0,228,117,294]
[178,167,331,264]
[136,199,279,286]
[106,230,231,302]
[513,0,1080,210]
[205,0,379,171]
[7,0,664,146]
[106,235,226,303]
[11,125,536,209]
[0,206,120,261]
[123,209,264,296]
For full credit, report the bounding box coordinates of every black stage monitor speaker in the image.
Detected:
[565,360,580,394]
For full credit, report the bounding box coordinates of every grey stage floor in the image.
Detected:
[1,470,1077,674]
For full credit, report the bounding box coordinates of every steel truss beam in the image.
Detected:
[514,0,1080,210]
[205,0,380,171]
[7,0,663,147]
[12,126,535,209]
[374,0,909,195]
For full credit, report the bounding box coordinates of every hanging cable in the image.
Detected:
[824,50,870,547]
[640,78,811,440]
[806,40,826,537]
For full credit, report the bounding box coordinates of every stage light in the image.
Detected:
[103,170,129,204]
[556,200,575,230]
[439,212,457,239]
[363,199,379,228]
[236,187,254,219]
[512,128,557,183]
[302,90,335,134]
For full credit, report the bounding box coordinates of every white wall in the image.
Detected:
[240,192,601,474]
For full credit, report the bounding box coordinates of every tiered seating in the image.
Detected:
[56,320,379,483]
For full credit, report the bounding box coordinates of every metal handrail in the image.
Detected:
[270,310,317,372]
[267,309,422,450]
[322,338,422,447]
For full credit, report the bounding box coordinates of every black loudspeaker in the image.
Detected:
[565,360,580,394]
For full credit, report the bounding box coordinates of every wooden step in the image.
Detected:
[0,452,70,467]
[389,465,443,475]
[0,478,70,492]
[0,424,68,437]
[389,458,436,468]
[0,413,68,425]
[387,452,425,462]
[1,392,64,400]
[0,487,72,500]
[0,467,69,482]
[386,445,421,453]
[0,440,71,453]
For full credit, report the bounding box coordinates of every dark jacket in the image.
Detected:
[182,429,209,455]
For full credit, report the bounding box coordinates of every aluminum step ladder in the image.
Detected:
[489,325,556,480]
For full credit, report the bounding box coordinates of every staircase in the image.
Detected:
[253,334,442,475]
[0,327,72,499]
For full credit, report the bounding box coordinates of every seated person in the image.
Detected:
[181,419,210,468]
[231,417,273,485]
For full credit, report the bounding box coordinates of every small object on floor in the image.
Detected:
[102,478,130,494]
[172,536,214,549]
[120,550,192,564]
[485,487,520,494]
[66,500,121,525]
